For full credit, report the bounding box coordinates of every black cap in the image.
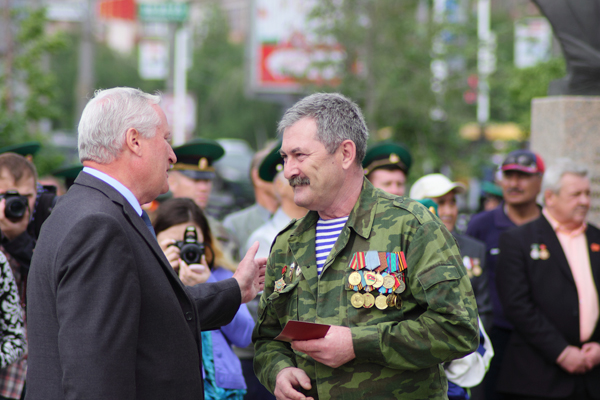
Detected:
[258,141,283,182]
[0,141,41,158]
[363,141,412,176]
[172,138,225,180]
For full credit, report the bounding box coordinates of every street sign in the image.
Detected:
[138,3,188,22]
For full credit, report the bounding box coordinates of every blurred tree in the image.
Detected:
[187,4,281,149]
[0,7,66,175]
[308,0,490,181]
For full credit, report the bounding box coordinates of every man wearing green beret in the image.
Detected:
[363,141,412,197]
[168,138,239,259]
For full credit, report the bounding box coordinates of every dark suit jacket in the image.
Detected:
[496,214,600,398]
[454,232,492,332]
[26,172,241,400]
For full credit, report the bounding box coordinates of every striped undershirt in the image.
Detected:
[315,216,349,275]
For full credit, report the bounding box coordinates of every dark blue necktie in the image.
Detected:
[141,210,156,239]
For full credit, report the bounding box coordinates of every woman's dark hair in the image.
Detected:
[153,198,215,268]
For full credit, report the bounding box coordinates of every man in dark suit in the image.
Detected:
[497,158,600,400]
[25,87,266,400]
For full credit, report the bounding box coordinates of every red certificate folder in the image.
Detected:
[274,321,331,342]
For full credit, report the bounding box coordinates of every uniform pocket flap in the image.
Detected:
[417,264,461,291]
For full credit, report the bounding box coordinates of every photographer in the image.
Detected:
[153,198,253,400]
[0,153,56,275]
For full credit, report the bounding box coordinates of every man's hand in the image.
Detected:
[291,325,355,368]
[232,241,266,303]
[582,342,600,370]
[0,199,30,241]
[274,367,314,400]
[556,345,589,374]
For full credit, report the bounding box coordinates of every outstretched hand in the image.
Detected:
[233,241,267,303]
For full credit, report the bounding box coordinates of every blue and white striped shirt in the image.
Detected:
[315,216,349,275]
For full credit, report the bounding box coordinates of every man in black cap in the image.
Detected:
[467,149,545,400]
[168,138,238,259]
[362,141,412,197]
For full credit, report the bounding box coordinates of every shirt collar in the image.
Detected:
[542,207,587,236]
[83,166,143,216]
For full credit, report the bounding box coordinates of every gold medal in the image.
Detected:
[351,292,365,308]
[539,245,550,260]
[375,294,388,310]
[373,273,384,288]
[274,278,286,292]
[348,271,362,286]
[472,265,482,277]
[387,294,397,308]
[383,275,395,289]
[363,292,375,308]
[364,271,377,286]
[395,294,403,309]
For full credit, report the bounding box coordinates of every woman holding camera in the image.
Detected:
[153,198,253,400]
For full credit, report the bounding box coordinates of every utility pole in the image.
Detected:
[76,0,95,121]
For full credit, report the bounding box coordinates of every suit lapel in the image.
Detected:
[74,172,183,285]
[536,215,575,285]
[586,226,600,292]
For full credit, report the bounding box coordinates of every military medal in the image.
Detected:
[530,244,540,260]
[289,262,296,281]
[375,294,388,310]
[592,243,600,252]
[348,271,362,286]
[383,274,395,289]
[363,292,375,308]
[471,258,482,277]
[386,293,397,308]
[364,271,377,286]
[463,256,473,278]
[373,273,384,288]
[274,278,286,292]
[539,244,550,260]
[365,251,380,271]
[296,266,302,276]
[351,292,365,308]
[395,294,403,309]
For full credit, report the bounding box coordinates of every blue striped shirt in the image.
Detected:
[315,216,348,275]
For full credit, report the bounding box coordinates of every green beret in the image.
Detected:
[258,141,283,182]
[482,181,503,198]
[416,198,438,216]
[52,163,84,189]
[363,141,412,176]
[0,141,41,157]
[172,138,225,180]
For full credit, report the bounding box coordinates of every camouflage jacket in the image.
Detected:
[253,178,479,399]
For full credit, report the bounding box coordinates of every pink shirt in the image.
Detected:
[543,208,599,342]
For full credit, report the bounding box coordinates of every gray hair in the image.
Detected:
[541,158,588,204]
[277,92,369,164]
[78,87,162,164]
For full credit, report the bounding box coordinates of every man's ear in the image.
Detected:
[125,128,142,156]
[339,139,356,170]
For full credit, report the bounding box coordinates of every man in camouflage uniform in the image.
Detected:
[253,92,480,400]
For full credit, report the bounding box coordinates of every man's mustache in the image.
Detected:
[289,177,310,187]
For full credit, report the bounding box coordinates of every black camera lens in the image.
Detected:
[1,191,28,220]
[179,242,204,265]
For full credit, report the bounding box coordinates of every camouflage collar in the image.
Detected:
[292,177,377,240]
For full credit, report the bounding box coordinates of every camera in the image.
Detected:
[0,190,29,220]
[172,226,205,265]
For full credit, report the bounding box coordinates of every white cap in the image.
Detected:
[409,173,466,200]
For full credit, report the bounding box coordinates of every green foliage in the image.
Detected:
[506,58,566,132]
[187,4,281,149]
[0,7,66,174]
[308,0,487,180]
